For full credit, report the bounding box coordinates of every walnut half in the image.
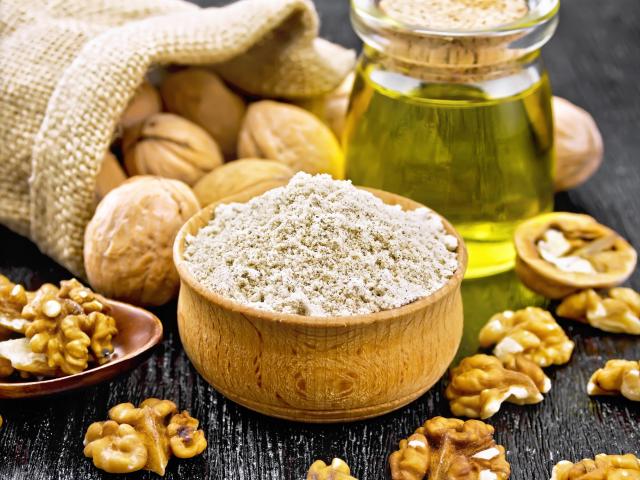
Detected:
[514,213,637,299]
[479,308,575,368]
[588,359,640,402]
[307,458,357,480]
[84,399,207,476]
[446,354,548,419]
[557,288,640,335]
[389,417,510,480]
[551,454,640,480]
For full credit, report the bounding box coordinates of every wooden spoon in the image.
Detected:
[0,300,162,399]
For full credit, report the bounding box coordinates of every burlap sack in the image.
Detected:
[0,0,354,276]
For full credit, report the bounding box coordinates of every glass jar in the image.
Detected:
[344,0,559,278]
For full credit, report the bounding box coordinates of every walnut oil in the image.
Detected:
[345,0,560,278]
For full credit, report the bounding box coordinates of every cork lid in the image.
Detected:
[351,0,559,70]
[379,0,529,31]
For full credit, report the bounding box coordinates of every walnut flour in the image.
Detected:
[380,0,529,31]
[183,173,459,317]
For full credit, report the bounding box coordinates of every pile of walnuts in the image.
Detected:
[85,68,349,307]
[0,276,117,379]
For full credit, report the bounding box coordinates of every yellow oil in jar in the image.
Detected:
[343,56,555,278]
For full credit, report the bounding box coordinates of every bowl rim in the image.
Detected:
[173,185,468,328]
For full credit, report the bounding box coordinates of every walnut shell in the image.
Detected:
[296,72,354,138]
[123,113,223,186]
[161,69,246,158]
[238,100,344,178]
[119,81,162,129]
[553,96,604,192]
[95,151,127,205]
[514,212,637,299]
[192,158,294,206]
[84,176,200,306]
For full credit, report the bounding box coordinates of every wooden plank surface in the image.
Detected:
[0,0,638,478]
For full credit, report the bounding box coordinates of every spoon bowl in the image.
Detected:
[0,300,163,399]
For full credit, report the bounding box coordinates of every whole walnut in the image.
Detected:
[95,151,127,204]
[193,159,295,206]
[84,176,200,306]
[119,81,162,129]
[553,96,603,191]
[238,100,344,178]
[296,72,354,138]
[123,113,223,186]
[161,69,246,158]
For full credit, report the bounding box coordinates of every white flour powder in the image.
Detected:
[183,173,459,317]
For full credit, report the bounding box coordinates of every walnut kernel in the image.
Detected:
[478,308,574,367]
[307,458,357,480]
[551,454,640,480]
[389,417,510,480]
[588,359,640,402]
[557,288,640,335]
[84,399,206,476]
[446,354,547,419]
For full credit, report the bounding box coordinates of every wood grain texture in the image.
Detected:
[174,188,465,422]
[0,0,639,479]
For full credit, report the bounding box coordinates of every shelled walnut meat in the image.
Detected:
[307,458,357,480]
[0,278,118,379]
[588,359,640,402]
[551,454,640,480]
[192,158,295,207]
[161,68,246,158]
[84,398,206,475]
[238,100,344,178]
[446,354,548,419]
[389,416,510,480]
[123,113,223,186]
[557,287,640,335]
[478,307,575,367]
[514,212,637,299]
[84,176,200,306]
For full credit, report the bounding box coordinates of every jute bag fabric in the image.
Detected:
[0,0,354,276]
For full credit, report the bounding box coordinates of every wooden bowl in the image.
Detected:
[173,188,467,423]
[0,300,163,399]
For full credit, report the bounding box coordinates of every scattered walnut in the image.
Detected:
[161,69,246,158]
[478,308,575,367]
[238,100,344,178]
[446,354,547,419]
[193,158,294,207]
[557,288,640,335]
[95,151,127,205]
[84,399,206,476]
[551,454,640,480]
[123,113,223,186]
[84,421,148,474]
[587,359,640,402]
[514,213,637,299]
[84,176,200,306]
[389,417,510,480]
[307,458,357,480]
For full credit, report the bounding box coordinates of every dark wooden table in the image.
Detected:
[1,1,638,479]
